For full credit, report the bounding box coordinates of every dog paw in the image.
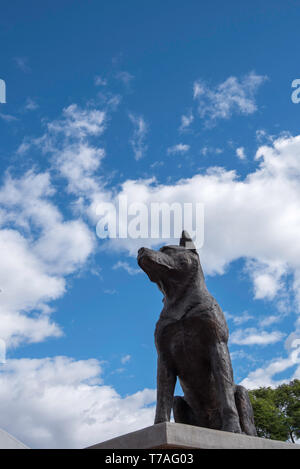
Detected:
[154,417,169,425]
[221,420,242,434]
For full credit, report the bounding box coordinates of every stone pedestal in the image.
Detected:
[87,422,299,449]
[0,428,28,449]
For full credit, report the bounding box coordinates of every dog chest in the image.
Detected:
[155,313,222,362]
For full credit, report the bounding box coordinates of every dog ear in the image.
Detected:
[179,230,197,250]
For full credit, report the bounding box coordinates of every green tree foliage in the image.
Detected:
[249,379,300,443]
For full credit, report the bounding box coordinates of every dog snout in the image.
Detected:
[138,247,150,262]
[138,247,146,257]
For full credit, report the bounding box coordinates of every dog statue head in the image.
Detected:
[137,231,205,300]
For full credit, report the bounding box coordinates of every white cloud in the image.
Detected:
[16,141,31,155]
[179,112,194,131]
[121,354,131,364]
[167,144,190,155]
[24,97,39,111]
[255,129,291,145]
[0,170,94,347]
[13,57,31,73]
[103,289,117,295]
[0,357,155,448]
[96,91,122,112]
[259,315,283,327]
[128,113,148,160]
[254,274,280,299]
[150,161,164,169]
[0,113,17,122]
[236,146,246,160]
[0,171,59,229]
[230,328,285,346]
[112,261,141,276]
[240,350,300,389]
[94,76,107,86]
[200,146,223,156]
[18,103,111,222]
[256,129,269,143]
[54,143,105,197]
[246,260,287,301]
[116,71,134,87]
[230,349,257,363]
[227,311,254,325]
[47,104,106,139]
[0,228,64,347]
[193,72,267,124]
[34,220,94,275]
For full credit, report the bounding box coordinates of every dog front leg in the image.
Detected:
[155,355,176,424]
[210,341,242,433]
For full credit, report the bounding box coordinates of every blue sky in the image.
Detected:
[1,0,300,448]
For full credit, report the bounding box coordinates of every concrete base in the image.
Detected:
[87,422,299,449]
[0,428,28,449]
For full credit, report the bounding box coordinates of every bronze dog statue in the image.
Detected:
[137,231,256,435]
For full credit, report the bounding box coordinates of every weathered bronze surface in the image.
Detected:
[137,231,256,435]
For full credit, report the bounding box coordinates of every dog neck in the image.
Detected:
[159,271,210,321]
